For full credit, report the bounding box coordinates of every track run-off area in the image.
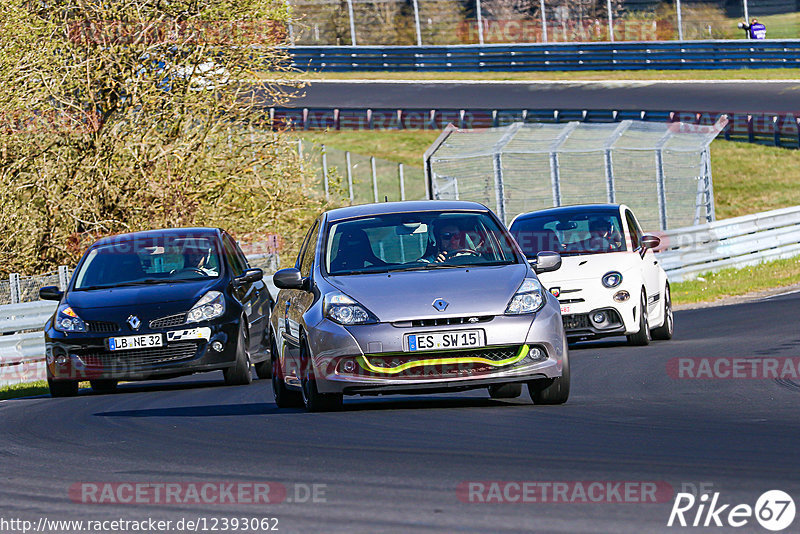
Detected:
[2,291,800,532]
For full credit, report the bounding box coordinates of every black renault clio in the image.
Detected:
[40,228,274,397]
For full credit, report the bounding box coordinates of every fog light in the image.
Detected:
[613,290,630,302]
[592,312,607,324]
[528,347,546,361]
[55,354,68,365]
[211,341,223,352]
[342,359,356,373]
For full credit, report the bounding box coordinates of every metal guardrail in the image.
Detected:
[288,40,800,71]
[270,107,800,150]
[656,205,800,282]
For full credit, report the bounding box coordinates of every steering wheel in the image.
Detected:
[448,249,480,256]
[170,267,206,276]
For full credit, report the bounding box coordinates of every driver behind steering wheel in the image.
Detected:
[420,221,477,263]
[183,247,216,276]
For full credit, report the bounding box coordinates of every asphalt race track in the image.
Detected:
[2,292,800,533]
[276,80,800,114]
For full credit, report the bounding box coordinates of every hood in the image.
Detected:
[536,252,638,286]
[66,280,220,318]
[327,264,529,321]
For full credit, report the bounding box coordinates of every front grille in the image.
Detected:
[557,298,585,304]
[149,313,187,329]
[80,342,199,369]
[370,346,520,368]
[393,316,493,328]
[86,321,120,333]
[562,314,591,330]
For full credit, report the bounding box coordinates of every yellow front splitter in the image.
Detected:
[356,344,529,375]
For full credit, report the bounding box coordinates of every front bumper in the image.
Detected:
[555,284,639,340]
[302,299,566,395]
[45,321,239,382]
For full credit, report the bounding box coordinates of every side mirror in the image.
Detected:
[273,268,306,290]
[641,235,661,250]
[39,286,64,301]
[233,268,263,287]
[529,251,562,274]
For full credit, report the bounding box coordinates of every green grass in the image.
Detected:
[0,380,50,400]
[296,130,440,167]
[711,140,800,219]
[757,12,800,39]
[283,69,800,81]
[672,256,800,305]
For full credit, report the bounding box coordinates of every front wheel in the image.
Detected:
[223,321,253,386]
[626,290,651,346]
[651,284,674,340]
[300,338,342,412]
[528,336,570,405]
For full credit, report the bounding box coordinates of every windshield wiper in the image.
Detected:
[77,278,188,290]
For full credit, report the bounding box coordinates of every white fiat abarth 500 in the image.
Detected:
[509,204,673,346]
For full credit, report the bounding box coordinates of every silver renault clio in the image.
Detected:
[269,201,568,411]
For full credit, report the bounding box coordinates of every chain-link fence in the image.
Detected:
[426,118,727,231]
[1,268,71,306]
[287,0,799,45]
[297,140,428,203]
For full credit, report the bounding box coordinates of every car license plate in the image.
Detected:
[560,304,571,314]
[405,330,485,352]
[108,334,163,351]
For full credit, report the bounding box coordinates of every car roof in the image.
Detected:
[324,200,492,223]
[92,227,221,247]
[511,204,624,225]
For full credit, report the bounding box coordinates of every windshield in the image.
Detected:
[511,210,626,257]
[325,211,520,276]
[74,235,222,289]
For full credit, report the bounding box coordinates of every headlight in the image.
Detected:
[602,271,623,288]
[324,293,378,325]
[505,278,546,314]
[54,305,87,332]
[186,291,225,323]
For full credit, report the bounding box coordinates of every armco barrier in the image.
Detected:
[270,107,800,150]
[656,205,800,282]
[288,41,800,72]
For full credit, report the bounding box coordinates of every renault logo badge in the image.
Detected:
[432,298,449,312]
[127,315,141,330]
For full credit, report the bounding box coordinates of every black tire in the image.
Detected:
[300,337,342,412]
[254,359,272,379]
[223,321,253,386]
[90,379,117,393]
[626,290,651,346]
[488,383,522,399]
[48,379,78,398]
[271,336,302,408]
[651,284,674,341]
[528,336,570,405]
